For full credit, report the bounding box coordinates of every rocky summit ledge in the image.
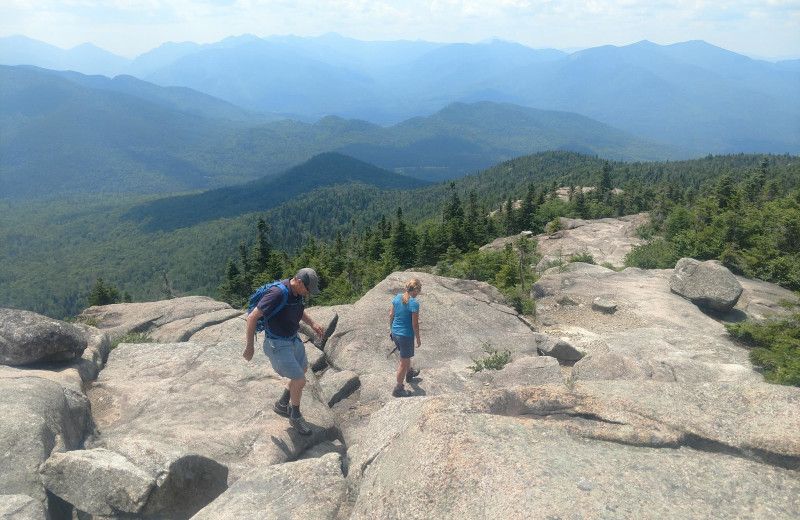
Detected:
[2,232,799,519]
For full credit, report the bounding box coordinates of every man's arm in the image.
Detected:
[301,310,324,338]
[242,307,263,361]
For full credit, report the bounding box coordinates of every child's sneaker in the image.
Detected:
[406,367,420,383]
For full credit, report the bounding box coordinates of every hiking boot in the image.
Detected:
[392,386,412,398]
[273,400,289,417]
[289,414,313,436]
[406,367,420,383]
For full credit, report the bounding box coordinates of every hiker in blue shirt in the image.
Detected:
[243,268,324,436]
[389,278,422,397]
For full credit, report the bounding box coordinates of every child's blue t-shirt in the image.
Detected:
[391,293,419,338]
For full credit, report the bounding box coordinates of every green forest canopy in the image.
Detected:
[1,151,798,320]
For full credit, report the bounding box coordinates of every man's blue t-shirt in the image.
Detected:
[391,293,419,338]
[256,279,304,338]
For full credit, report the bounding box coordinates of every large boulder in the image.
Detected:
[0,318,105,514]
[0,309,87,365]
[324,272,544,405]
[0,376,92,503]
[0,494,46,519]
[39,448,154,516]
[40,446,228,519]
[189,453,346,520]
[73,323,111,382]
[670,258,744,312]
[76,296,236,342]
[146,308,244,343]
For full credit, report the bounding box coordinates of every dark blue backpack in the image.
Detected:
[247,281,301,339]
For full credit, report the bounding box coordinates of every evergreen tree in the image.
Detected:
[715,173,737,209]
[89,278,120,306]
[389,207,417,269]
[416,225,439,267]
[442,182,465,251]
[377,214,391,239]
[463,189,486,249]
[363,225,384,262]
[518,183,536,232]
[502,196,516,235]
[238,241,253,293]
[253,216,272,273]
[328,231,346,278]
[219,260,247,307]
[598,161,613,201]
[573,188,589,219]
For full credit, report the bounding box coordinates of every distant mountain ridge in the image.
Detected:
[0,65,683,200]
[2,34,795,155]
[123,152,432,231]
[0,35,130,76]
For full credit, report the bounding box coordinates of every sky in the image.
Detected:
[1,0,799,61]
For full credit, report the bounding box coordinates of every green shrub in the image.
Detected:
[635,223,656,241]
[468,341,512,372]
[725,300,800,387]
[73,316,101,327]
[521,297,537,318]
[568,249,595,264]
[110,331,152,351]
[624,239,679,269]
[546,217,564,234]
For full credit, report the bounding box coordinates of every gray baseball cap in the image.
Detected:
[296,268,320,295]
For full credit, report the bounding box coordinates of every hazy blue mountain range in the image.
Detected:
[0,65,683,200]
[2,34,796,155]
[38,68,283,125]
[0,35,130,76]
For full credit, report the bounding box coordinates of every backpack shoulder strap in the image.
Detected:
[264,281,290,320]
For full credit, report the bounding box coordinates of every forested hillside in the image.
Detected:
[123,153,431,232]
[1,64,685,200]
[1,152,797,321]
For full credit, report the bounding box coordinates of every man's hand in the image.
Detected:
[312,323,324,338]
[242,343,254,362]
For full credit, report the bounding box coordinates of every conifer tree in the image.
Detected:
[598,161,613,201]
[518,183,536,232]
[253,216,272,273]
[238,241,253,293]
[89,278,120,306]
[463,189,486,249]
[416,226,439,267]
[389,207,417,269]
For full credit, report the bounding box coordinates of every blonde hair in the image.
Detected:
[402,278,422,305]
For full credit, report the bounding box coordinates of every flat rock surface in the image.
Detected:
[86,339,338,484]
[481,213,648,269]
[4,223,800,519]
